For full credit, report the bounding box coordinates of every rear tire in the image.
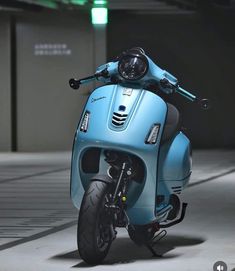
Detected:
[77,181,113,265]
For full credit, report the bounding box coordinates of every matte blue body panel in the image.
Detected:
[70,84,192,225]
[71,84,167,224]
[156,133,192,215]
[159,132,192,182]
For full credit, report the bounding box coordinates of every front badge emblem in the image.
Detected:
[123,88,133,96]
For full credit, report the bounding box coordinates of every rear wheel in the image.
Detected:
[77,181,114,265]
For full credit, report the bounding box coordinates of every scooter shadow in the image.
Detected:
[52,234,205,267]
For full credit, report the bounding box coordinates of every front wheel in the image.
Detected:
[77,180,114,265]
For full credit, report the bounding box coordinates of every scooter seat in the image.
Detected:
[161,103,181,144]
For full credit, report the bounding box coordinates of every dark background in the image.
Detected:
[0,1,235,151]
[107,10,235,148]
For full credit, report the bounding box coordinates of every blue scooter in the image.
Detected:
[69,48,209,264]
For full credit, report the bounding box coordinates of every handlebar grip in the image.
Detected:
[176,86,197,102]
[69,78,80,89]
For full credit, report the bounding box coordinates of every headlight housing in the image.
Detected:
[118,53,148,81]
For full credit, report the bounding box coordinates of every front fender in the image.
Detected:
[90,174,115,184]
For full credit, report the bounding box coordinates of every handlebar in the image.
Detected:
[69,72,210,110]
[175,86,197,102]
[69,74,97,89]
[159,79,210,110]
[69,68,109,90]
[175,86,210,110]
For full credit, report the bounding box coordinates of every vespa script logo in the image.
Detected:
[91,96,106,103]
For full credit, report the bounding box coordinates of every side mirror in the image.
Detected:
[199,99,210,110]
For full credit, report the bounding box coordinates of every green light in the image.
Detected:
[91,7,108,25]
[71,0,87,5]
[94,0,106,5]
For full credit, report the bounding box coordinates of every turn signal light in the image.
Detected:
[80,111,90,132]
[145,124,160,144]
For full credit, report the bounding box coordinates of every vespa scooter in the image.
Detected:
[69,48,209,264]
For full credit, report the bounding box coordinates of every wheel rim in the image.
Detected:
[95,194,113,252]
[96,222,110,251]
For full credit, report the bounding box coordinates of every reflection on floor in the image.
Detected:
[0,150,234,271]
[0,152,77,249]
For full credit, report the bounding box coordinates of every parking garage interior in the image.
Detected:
[0,1,235,270]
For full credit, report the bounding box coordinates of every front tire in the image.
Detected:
[77,180,114,265]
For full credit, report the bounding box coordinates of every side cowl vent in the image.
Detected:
[112,112,128,127]
[172,186,182,194]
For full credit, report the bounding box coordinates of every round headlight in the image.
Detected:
[118,54,148,81]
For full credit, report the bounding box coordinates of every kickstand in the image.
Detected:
[145,230,167,257]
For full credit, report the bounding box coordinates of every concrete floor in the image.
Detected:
[0,150,235,271]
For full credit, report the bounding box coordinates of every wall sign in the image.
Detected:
[34,43,72,56]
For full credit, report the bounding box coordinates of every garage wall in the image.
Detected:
[0,15,11,151]
[16,12,93,151]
